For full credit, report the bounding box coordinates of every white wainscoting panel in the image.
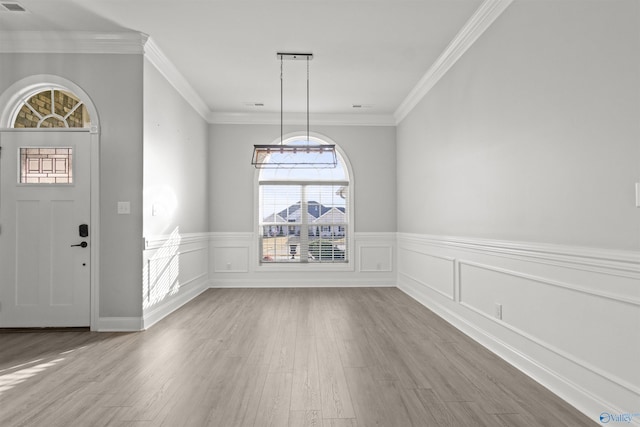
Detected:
[359,246,393,272]
[213,246,250,273]
[209,232,396,288]
[142,232,210,329]
[398,245,455,300]
[397,233,640,424]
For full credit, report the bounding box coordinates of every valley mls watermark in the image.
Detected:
[599,411,640,424]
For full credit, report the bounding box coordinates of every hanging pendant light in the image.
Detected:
[251,53,337,169]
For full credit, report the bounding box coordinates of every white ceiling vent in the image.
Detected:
[1,2,27,12]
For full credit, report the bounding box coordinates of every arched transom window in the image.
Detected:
[258,136,351,264]
[11,88,90,129]
[7,87,91,184]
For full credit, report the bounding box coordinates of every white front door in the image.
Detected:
[0,130,91,327]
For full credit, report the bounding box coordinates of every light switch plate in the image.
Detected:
[117,201,130,215]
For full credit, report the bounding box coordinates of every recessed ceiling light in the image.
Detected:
[0,2,27,12]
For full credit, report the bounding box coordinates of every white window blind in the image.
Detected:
[259,181,349,263]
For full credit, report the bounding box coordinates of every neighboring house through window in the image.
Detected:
[258,136,351,264]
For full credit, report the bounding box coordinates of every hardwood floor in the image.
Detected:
[0,288,596,426]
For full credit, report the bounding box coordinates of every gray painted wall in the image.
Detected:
[209,124,396,233]
[397,0,640,251]
[143,59,209,237]
[0,52,144,318]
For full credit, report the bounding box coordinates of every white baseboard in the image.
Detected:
[210,278,395,288]
[96,316,143,332]
[143,278,209,329]
[397,233,640,425]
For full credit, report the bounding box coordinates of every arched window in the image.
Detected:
[258,135,351,264]
[3,87,92,184]
[11,88,90,129]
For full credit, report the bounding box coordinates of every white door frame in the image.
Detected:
[0,75,101,330]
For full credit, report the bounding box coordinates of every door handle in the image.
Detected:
[71,241,88,248]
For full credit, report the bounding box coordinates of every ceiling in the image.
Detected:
[1,0,483,121]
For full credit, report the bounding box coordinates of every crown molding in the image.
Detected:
[209,111,396,126]
[394,0,513,124]
[0,30,148,54]
[143,37,210,121]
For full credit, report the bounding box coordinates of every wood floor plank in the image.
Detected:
[289,410,322,427]
[334,338,367,368]
[291,334,321,411]
[396,386,441,426]
[268,314,297,373]
[0,288,597,427]
[322,419,358,427]
[207,360,269,427]
[445,401,506,427]
[316,337,356,419]
[254,372,293,427]
[413,387,457,426]
[343,367,414,427]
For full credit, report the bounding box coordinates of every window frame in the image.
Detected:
[9,88,90,129]
[254,133,355,272]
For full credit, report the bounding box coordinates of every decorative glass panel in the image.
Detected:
[20,147,73,184]
[12,89,89,129]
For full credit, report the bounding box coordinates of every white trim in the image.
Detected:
[143,38,210,121]
[398,279,633,425]
[209,231,396,286]
[143,278,209,330]
[96,316,143,332]
[144,231,210,250]
[400,277,640,426]
[398,232,640,277]
[458,259,640,307]
[398,245,456,300]
[394,0,514,124]
[142,231,210,329]
[212,246,250,273]
[0,76,102,331]
[457,303,640,398]
[397,233,640,423]
[0,30,148,54]
[209,231,253,240]
[89,129,100,332]
[210,278,395,288]
[358,246,394,273]
[0,77,100,132]
[209,111,396,126]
